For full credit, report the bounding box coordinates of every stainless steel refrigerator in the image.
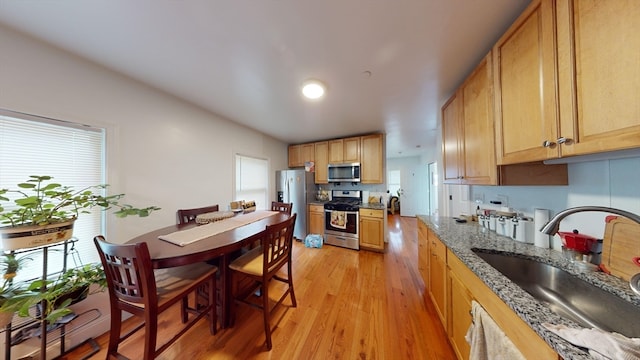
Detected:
[275,169,315,241]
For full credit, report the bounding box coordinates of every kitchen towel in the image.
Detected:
[330,211,347,229]
[534,208,551,248]
[465,301,526,360]
[542,323,640,360]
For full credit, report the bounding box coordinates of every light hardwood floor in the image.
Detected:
[64,215,456,359]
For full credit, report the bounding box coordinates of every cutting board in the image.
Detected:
[602,216,640,281]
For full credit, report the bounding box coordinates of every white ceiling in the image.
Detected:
[0,0,529,158]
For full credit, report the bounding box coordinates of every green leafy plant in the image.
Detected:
[6,263,107,324]
[0,254,32,310]
[0,175,160,227]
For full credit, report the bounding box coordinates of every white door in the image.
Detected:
[400,165,425,217]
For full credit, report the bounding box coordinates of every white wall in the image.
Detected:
[0,24,288,356]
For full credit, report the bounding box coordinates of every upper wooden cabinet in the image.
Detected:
[555,0,640,157]
[495,0,640,165]
[314,141,329,184]
[288,143,315,168]
[493,0,559,164]
[289,134,383,184]
[442,92,463,183]
[328,137,361,164]
[360,134,384,184]
[442,53,497,185]
[442,52,567,186]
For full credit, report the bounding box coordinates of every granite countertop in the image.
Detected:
[359,202,386,210]
[418,215,640,360]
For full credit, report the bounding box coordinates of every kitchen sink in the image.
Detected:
[472,249,640,338]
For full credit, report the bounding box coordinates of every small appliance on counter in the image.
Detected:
[559,229,600,271]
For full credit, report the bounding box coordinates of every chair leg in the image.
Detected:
[181,296,189,323]
[262,281,272,350]
[288,262,297,307]
[209,274,217,335]
[144,313,158,360]
[107,307,123,358]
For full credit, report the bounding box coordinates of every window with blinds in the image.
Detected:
[0,109,105,282]
[235,154,268,210]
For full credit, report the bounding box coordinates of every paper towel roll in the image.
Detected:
[534,208,550,248]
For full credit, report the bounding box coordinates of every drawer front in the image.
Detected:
[359,208,384,218]
[309,204,324,213]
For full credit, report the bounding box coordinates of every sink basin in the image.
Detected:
[473,249,640,338]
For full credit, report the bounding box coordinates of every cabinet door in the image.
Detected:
[288,145,302,168]
[448,266,473,360]
[418,221,430,292]
[343,137,361,163]
[429,233,447,326]
[442,93,462,184]
[361,134,384,184]
[308,205,325,235]
[493,0,559,164]
[359,209,384,251]
[314,141,329,184]
[301,143,315,164]
[328,139,344,164]
[462,53,497,185]
[556,0,640,157]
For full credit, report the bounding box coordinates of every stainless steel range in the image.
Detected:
[324,190,361,250]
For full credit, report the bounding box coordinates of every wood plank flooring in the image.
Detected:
[63,215,456,359]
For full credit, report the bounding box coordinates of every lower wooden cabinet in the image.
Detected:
[420,220,558,360]
[308,204,325,236]
[447,263,472,360]
[446,249,558,360]
[417,221,430,292]
[428,232,447,325]
[359,208,384,251]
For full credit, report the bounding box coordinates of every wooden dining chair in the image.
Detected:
[177,204,219,225]
[94,236,217,360]
[270,201,292,215]
[228,213,297,350]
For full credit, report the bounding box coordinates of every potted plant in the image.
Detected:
[0,175,160,250]
[0,253,33,327]
[5,262,107,324]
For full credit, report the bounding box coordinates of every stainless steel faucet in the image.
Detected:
[540,206,640,235]
[539,206,640,296]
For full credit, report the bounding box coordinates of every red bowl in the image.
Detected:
[558,230,598,253]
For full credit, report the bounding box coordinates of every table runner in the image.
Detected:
[158,210,279,246]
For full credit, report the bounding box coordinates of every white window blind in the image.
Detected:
[235,155,268,210]
[0,109,105,282]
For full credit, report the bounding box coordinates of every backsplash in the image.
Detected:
[446,156,640,250]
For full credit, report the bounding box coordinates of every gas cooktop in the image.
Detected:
[324,190,361,211]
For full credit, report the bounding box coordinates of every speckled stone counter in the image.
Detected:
[418,215,640,360]
[359,202,386,210]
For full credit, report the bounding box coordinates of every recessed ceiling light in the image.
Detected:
[301,79,326,100]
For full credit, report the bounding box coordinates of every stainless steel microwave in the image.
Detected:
[327,163,361,182]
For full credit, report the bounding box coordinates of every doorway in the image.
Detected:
[428,162,439,216]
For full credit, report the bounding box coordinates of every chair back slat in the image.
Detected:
[270,201,293,215]
[263,213,296,274]
[94,236,157,307]
[177,204,219,225]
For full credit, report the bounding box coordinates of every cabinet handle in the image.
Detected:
[542,140,555,148]
[557,137,571,145]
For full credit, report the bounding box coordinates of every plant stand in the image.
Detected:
[1,238,101,360]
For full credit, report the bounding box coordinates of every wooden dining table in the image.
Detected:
[125,211,291,328]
